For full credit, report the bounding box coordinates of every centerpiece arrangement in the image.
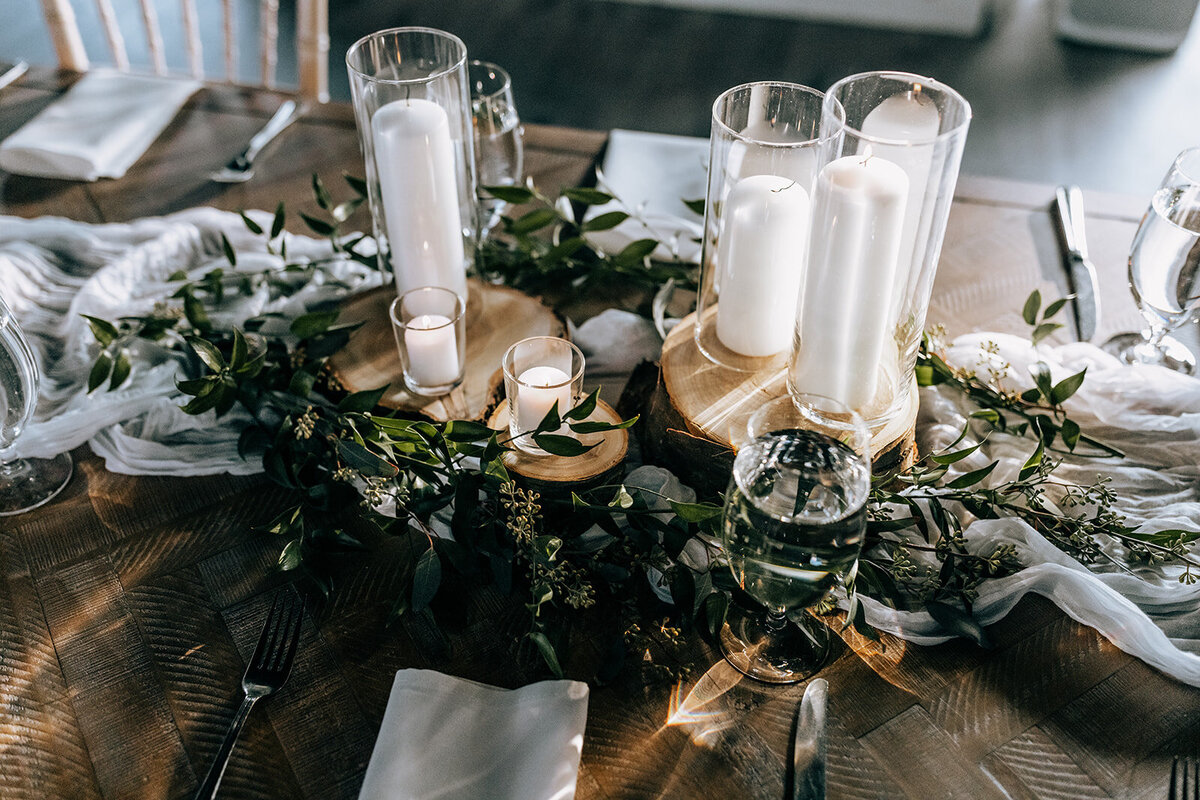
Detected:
[74,27,1200,684]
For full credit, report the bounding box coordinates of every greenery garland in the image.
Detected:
[83,173,1200,678]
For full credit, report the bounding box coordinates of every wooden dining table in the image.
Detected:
[1,67,1197,800]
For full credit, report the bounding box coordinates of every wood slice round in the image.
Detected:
[487,399,628,496]
[643,312,918,494]
[328,280,566,422]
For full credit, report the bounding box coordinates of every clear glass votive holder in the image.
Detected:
[389,286,466,397]
[788,71,970,433]
[694,81,844,372]
[346,27,477,301]
[501,336,585,455]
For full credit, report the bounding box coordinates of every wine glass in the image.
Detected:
[1102,146,1200,373]
[0,295,72,515]
[469,60,524,238]
[719,394,871,684]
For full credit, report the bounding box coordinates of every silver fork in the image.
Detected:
[193,589,304,800]
[1170,756,1199,800]
[208,99,300,184]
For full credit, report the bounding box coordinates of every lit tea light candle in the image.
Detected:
[515,365,572,434]
[403,313,460,388]
[791,151,908,409]
[371,98,468,300]
[715,174,811,357]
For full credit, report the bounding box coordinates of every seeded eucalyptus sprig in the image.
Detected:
[475,183,695,299]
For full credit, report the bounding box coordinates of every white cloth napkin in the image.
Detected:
[0,69,199,181]
[585,128,707,263]
[358,670,589,800]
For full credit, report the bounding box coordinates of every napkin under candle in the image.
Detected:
[0,69,199,181]
[358,670,589,800]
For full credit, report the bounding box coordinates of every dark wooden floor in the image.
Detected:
[2,0,1199,196]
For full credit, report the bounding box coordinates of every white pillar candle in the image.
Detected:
[371,98,468,300]
[715,174,811,358]
[791,153,909,409]
[515,365,572,434]
[858,86,940,318]
[403,313,459,387]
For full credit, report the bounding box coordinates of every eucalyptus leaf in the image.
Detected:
[108,349,131,391]
[581,211,629,232]
[527,631,564,678]
[87,352,113,393]
[511,208,558,235]
[239,210,264,234]
[343,173,369,197]
[187,336,226,372]
[531,433,596,456]
[946,461,998,489]
[271,201,286,239]
[82,315,119,347]
[564,187,613,206]
[483,185,534,204]
[1050,368,1087,406]
[411,545,442,611]
[1022,289,1041,326]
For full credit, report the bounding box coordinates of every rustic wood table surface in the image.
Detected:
[1,68,1196,800]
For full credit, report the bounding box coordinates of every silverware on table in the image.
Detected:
[790,678,828,800]
[1170,756,1199,800]
[1052,184,1102,342]
[0,61,29,92]
[194,589,304,800]
[209,99,300,184]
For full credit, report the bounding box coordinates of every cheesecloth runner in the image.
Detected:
[2,212,1198,688]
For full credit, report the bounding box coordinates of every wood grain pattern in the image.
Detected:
[0,69,1197,799]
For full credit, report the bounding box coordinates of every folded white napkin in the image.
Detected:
[0,69,199,181]
[586,128,708,263]
[358,670,589,800]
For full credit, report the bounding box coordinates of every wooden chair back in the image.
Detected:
[37,0,329,102]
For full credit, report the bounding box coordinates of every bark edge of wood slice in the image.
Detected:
[328,279,566,422]
[642,312,917,494]
[487,399,628,496]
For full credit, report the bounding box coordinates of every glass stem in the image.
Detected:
[763,606,789,632]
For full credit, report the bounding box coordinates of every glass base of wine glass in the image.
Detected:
[1101,331,1196,375]
[0,453,73,516]
[718,604,831,685]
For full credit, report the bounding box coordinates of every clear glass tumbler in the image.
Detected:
[389,286,467,397]
[501,336,585,455]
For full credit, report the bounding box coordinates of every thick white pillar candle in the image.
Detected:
[858,87,939,318]
[791,154,909,409]
[715,174,811,357]
[515,365,572,433]
[403,314,459,387]
[371,98,468,300]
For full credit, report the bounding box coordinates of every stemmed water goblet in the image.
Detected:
[719,394,871,684]
[469,59,524,239]
[1102,146,1200,373]
[0,295,72,515]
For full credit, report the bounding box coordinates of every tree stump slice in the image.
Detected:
[487,399,628,497]
[328,280,566,422]
[643,312,918,495]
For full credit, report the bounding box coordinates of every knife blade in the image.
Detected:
[791,678,828,800]
[1052,185,1101,341]
[209,99,299,183]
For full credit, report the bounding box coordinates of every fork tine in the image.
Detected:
[248,591,284,670]
[274,598,303,674]
[1192,756,1198,800]
[1172,757,1179,800]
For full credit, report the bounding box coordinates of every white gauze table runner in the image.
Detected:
[2,213,1199,688]
[0,210,382,474]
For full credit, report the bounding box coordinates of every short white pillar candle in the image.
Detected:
[715,174,812,358]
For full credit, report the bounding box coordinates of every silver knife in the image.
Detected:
[1052,185,1101,341]
[792,678,828,800]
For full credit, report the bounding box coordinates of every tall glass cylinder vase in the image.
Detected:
[788,71,970,432]
[347,27,477,302]
[694,82,844,371]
